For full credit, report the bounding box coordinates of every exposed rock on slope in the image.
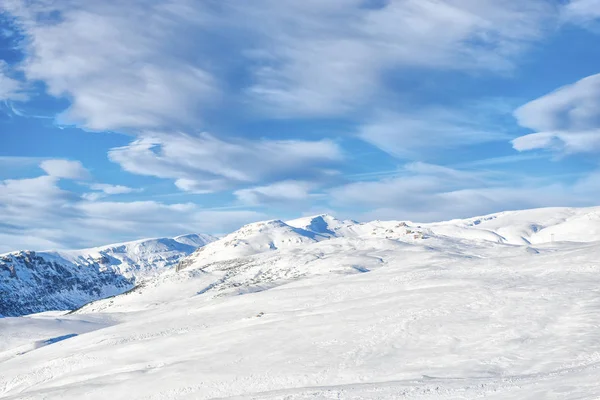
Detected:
[0,234,215,317]
[0,251,130,317]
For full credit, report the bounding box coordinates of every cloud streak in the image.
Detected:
[359,105,511,159]
[3,0,556,127]
[329,162,600,222]
[234,181,318,205]
[3,0,219,131]
[108,132,344,193]
[240,0,554,117]
[40,159,91,180]
[513,73,600,154]
[0,173,266,252]
[0,61,25,101]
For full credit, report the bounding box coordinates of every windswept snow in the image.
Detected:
[2,206,600,399]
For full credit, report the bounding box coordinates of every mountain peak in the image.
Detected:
[286,214,356,237]
[238,219,289,231]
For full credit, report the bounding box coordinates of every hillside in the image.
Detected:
[0,234,215,317]
[2,207,600,398]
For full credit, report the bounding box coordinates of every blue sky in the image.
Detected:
[1,0,600,251]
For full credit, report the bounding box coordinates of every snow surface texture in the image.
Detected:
[0,234,215,316]
[2,207,600,399]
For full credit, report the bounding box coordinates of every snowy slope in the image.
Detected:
[3,206,600,398]
[2,236,600,398]
[5,206,599,317]
[75,206,600,314]
[426,206,600,245]
[75,235,449,314]
[0,234,215,317]
[176,219,330,270]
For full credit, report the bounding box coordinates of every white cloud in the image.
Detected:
[2,0,555,127]
[3,0,218,131]
[0,156,45,172]
[359,106,510,158]
[234,181,317,205]
[330,162,486,211]
[0,177,79,244]
[0,0,558,200]
[562,0,600,27]
[40,159,91,180]
[0,61,24,101]
[82,184,141,201]
[0,175,266,252]
[73,201,262,236]
[512,130,600,154]
[515,74,600,132]
[329,162,598,222]
[89,183,138,195]
[108,132,344,193]
[239,0,554,116]
[513,73,600,154]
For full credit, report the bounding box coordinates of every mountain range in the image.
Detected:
[2,206,600,398]
[4,207,600,317]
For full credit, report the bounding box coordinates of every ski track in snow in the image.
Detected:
[2,207,600,399]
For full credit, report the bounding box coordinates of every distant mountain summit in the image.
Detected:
[286,214,361,237]
[176,219,329,271]
[0,233,216,317]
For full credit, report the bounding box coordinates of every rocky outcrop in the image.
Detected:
[0,233,216,317]
[0,251,132,317]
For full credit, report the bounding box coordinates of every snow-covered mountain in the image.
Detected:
[75,206,600,314]
[55,233,216,279]
[3,206,600,398]
[426,206,600,244]
[5,207,600,318]
[286,214,360,237]
[175,219,331,271]
[0,234,216,317]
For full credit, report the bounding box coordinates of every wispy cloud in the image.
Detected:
[81,183,142,201]
[234,181,319,205]
[241,1,554,117]
[562,0,600,28]
[0,60,25,101]
[358,105,512,159]
[0,173,266,252]
[329,161,599,222]
[513,73,600,154]
[3,0,219,132]
[2,0,556,128]
[0,156,46,166]
[40,159,91,180]
[108,132,344,193]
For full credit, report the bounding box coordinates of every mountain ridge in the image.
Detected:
[76,205,600,314]
[4,206,600,317]
[0,233,216,317]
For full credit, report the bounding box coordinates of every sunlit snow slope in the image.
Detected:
[2,206,600,399]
